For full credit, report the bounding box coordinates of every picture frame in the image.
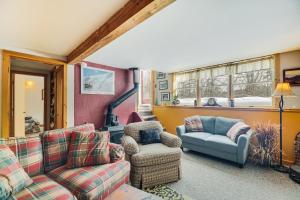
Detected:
[81,65,115,94]
[157,72,166,79]
[161,92,170,101]
[159,80,168,90]
[283,68,300,86]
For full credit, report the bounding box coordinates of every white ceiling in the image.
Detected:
[0,0,129,57]
[86,0,300,72]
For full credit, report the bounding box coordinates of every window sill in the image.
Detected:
[153,105,300,113]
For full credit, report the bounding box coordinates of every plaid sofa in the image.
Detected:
[122,121,182,189]
[0,124,130,200]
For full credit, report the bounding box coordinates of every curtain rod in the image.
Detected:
[171,55,274,75]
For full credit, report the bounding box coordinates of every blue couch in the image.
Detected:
[176,116,252,167]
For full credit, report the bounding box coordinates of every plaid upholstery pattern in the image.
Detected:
[160,132,182,148]
[48,161,130,200]
[131,160,181,189]
[0,176,11,199]
[227,122,250,143]
[124,121,163,143]
[41,123,95,172]
[184,115,203,132]
[109,143,125,163]
[121,135,139,156]
[131,143,181,167]
[0,136,44,177]
[9,175,76,200]
[123,121,182,189]
[0,144,33,195]
[66,131,110,168]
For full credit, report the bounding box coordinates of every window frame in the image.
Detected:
[173,56,275,108]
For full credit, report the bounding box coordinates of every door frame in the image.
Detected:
[2,50,67,138]
[10,71,49,137]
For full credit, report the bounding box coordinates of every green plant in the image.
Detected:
[249,122,280,166]
[172,94,180,105]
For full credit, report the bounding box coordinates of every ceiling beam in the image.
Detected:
[67,0,175,64]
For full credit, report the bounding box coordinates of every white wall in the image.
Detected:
[14,74,26,136]
[23,75,44,124]
[280,50,300,108]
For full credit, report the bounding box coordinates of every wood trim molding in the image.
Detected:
[153,105,300,113]
[2,53,11,138]
[1,50,68,138]
[67,0,175,64]
[273,54,281,108]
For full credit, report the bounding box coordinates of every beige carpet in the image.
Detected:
[168,151,300,200]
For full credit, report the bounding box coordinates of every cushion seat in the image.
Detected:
[10,175,76,200]
[181,132,212,146]
[131,143,181,167]
[47,160,130,200]
[204,135,237,154]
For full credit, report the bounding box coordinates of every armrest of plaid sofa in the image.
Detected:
[109,143,125,163]
[121,135,139,156]
[160,132,182,148]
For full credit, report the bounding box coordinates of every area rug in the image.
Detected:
[144,185,191,200]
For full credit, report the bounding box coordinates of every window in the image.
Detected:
[173,56,274,107]
[232,58,274,107]
[199,66,230,106]
[174,72,197,106]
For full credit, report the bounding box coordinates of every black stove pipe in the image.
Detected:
[105,68,139,126]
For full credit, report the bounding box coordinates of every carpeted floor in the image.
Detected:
[167,151,300,200]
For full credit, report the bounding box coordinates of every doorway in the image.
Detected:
[1,50,67,138]
[11,72,47,136]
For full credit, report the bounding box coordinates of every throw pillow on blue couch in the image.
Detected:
[184,115,203,132]
[140,129,161,144]
[214,117,241,135]
[200,116,216,133]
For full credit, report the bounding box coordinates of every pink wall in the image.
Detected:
[74,61,136,129]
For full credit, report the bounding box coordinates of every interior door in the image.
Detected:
[14,74,26,137]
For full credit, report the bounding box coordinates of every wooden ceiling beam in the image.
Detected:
[67,0,175,64]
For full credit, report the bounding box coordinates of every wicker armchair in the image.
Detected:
[122,121,182,189]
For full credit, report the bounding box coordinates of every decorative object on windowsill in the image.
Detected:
[283,67,300,86]
[203,97,221,107]
[229,99,235,107]
[289,132,300,183]
[272,82,295,173]
[159,80,168,90]
[194,99,197,107]
[157,72,166,79]
[172,94,180,105]
[249,122,279,166]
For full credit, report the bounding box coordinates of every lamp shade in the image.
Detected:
[272,82,295,97]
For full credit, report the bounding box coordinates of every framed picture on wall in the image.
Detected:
[161,92,170,101]
[159,80,168,90]
[81,65,115,94]
[283,68,300,86]
[157,72,166,79]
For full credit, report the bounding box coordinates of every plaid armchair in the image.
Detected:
[122,121,182,189]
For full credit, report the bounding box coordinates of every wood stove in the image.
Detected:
[102,68,139,143]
